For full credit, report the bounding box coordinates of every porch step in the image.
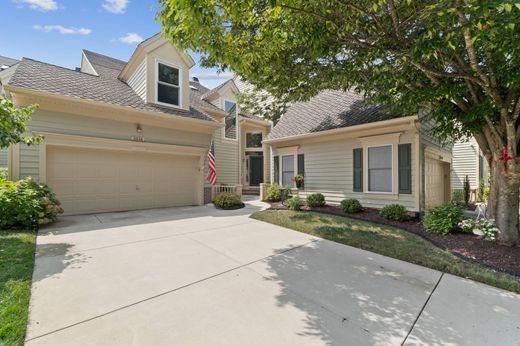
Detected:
[242,188,260,196]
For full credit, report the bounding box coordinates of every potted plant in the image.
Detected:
[293,175,304,189]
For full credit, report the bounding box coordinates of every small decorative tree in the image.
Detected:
[463,175,471,207]
[0,97,41,149]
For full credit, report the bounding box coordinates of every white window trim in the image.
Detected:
[275,146,299,186]
[222,98,239,142]
[366,144,394,194]
[155,58,183,109]
[245,131,263,150]
[359,132,401,196]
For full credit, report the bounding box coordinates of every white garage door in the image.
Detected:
[425,157,447,209]
[46,146,201,215]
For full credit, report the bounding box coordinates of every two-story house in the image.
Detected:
[3,34,269,215]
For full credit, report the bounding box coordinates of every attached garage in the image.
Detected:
[40,134,207,215]
[424,156,450,209]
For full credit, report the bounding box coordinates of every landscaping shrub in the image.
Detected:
[423,203,464,235]
[266,183,282,202]
[213,192,244,209]
[306,193,325,207]
[0,178,63,229]
[286,196,302,211]
[458,218,499,242]
[0,167,7,182]
[340,198,362,213]
[380,204,409,221]
[451,189,464,206]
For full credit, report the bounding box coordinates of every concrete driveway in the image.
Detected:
[26,200,520,345]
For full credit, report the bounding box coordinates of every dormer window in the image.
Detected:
[156,61,180,107]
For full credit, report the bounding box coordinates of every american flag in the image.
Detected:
[207,140,217,185]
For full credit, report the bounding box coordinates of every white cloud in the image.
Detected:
[118,32,143,44]
[15,0,58,11]
[102,0,128,14]
[33,25,92,35]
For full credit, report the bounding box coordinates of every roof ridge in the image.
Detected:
[82,49,127,65]
[20,57,88,74]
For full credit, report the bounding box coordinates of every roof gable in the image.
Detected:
[119,34,195,81]
[202,79,239,101]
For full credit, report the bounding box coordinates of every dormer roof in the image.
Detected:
[118,33,195,82]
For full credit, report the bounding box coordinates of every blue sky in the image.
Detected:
[2,0,231,88]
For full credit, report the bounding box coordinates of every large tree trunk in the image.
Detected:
[488,160,520,245]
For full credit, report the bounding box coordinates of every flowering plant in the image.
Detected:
[458,218,499,242]
[292,175,304,184]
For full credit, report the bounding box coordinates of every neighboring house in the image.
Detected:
[4,34,269,215]
[452,137,489,195]
[0,55,20,168]
[263,90,452,212]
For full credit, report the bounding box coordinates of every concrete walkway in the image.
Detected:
[26,200,520,345]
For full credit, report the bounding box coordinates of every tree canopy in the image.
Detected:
[158,0,520,244]
[158,0,519,139]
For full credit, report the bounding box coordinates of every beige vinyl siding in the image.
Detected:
[127,58,146,100]
[20,144,39,179]
[452,138,480,189]
[204,127,239,185]
[0,149,8,167]
[203,95,240,186]
[420,118,452,157]
[16,109,211,181]
[281,131,418,210]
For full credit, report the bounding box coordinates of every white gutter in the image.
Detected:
[263,115,418,144]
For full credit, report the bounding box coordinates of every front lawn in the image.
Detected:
[0,230,36,345]
[251,210,520,294]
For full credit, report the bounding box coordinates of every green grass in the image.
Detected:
[0,230,36,346]
[251,210,520,294]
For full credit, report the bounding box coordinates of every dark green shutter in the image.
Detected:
[297,154,305,188]
[274,156,280,184]
[353,148,363,192]
[398,144,412,194]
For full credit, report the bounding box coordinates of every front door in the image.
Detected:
[249,156,264,186]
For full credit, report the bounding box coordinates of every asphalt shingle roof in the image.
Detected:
[8,54,217,122]
[267,90,400,140]
[0,55,19,68]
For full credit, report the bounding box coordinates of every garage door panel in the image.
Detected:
[46,146,200,215]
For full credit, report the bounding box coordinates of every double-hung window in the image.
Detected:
[368,145,392,192]
[282,155,294,186]
[157,62,180,107]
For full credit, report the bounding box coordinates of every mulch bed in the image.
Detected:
[269,202,520,277]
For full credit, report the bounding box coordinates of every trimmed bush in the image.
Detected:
[380,204,409,221]
[340,198,362,213]
[423,203,464,235]
[213,192,244,209]
[286,196,302,211]
[0,178,63,230]
[0,167,7,182]
[266,183,282,202]
[306,193,326,207]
